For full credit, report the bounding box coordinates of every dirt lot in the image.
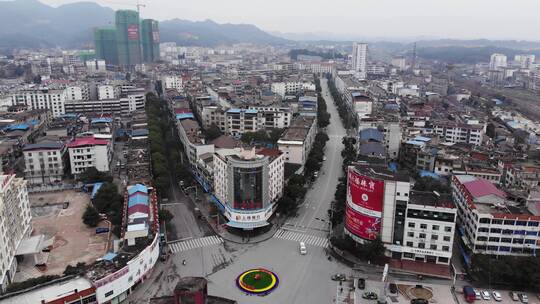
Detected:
[15,190,110,281]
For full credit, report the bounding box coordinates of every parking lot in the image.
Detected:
[14,190,109,281]
[455,288,539,304]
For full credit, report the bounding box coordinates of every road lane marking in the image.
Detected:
[168,235,223,253]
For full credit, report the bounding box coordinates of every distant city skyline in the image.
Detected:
[36,0,540,41]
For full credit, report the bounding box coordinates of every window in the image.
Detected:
[407,232,414,237]
[419,233,426,239]
[431,235,439,240]
[442,246,450,251]
[443,236,451,242]
[406,241,413,247]
[418,243,425,249]
[432,225,439,231]
[420,224,427,229]
[105,290,114,297]
[444,226,452,232]
[430,244,437,250]
[408,222,415,228]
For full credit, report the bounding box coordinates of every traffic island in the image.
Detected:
[236,268,279,296]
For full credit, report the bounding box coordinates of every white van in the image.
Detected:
[299,242,307,255]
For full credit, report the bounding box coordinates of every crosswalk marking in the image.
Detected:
[274,228,329,248]
[168,235,223,253]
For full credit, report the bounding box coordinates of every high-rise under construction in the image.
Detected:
[141,19,160,63]
[94,27,118,66]
[115,10,142,66]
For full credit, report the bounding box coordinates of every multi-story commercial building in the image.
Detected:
[22,141,66,185]
[67,137,111,177]
[94,27,118,66]
[97,85,119,100]
[11,88,65,117]
[86,59,107,73]
[213,148,284,230]
[277,116,317,167]
[248,105,292,129]
[352,42,368,79]
[64,85,89,101]
[115,10,141,66]
[345,164,456,265]
[452,175,540,257]
[140,19,160,63]
[432,120,484,146]
[225,108,263,137]
[0,175,31,292]
[489,53,507,70]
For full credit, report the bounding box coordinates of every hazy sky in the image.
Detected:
[39,0,540,40]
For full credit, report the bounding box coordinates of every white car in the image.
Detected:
[481,290,491,300]
[475,290,482,300]
[323,156,327,161]
[519,294,528,303]
[299,242,307,255]
[492,291,502,302]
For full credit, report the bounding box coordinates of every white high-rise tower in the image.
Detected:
[352,42,368,79]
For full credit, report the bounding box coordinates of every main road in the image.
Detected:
[286,78,347,237]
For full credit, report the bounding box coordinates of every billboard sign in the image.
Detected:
[128,24,139,40]
[348,169,384,214]
[345,205,381,240]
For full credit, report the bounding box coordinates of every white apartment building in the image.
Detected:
[162,75,183,92]
[514,54,535,69]
[11,88,66,117]
[0,175,31,292]
[22,141,66,185]
[432,120,484,146]
[490,53,508,70]
[64,85,89,101]
[352,42,368,79]
[277,116,317,167]
[97,85,119,100]
[452,175,540,256]
[67,137,111,177]
[213,148,284,230]
[86,59,107,73]
[120,92,146,113]
[391,56,407,71]
[270,81,315,97]
[248,105,292,129]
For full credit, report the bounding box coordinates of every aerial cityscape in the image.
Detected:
[0,0,540,303]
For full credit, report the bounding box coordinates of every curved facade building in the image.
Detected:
[213,148,284,230]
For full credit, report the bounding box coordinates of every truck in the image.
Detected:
[463,286,476,303]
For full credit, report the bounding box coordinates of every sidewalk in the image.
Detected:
[184,189,280,244]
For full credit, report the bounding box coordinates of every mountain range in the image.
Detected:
[0,0,287,49]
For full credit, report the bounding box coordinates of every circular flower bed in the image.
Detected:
[236,268,279,296]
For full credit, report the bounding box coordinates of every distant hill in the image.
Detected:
[0,0,287,49]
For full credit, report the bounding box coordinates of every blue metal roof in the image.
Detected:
[91,182,103,199]
[128,193,149,207]
[176,113,194,120]
[419,170,440,179]
[102,252,117,261]
[91,118,113,124]
[4,124,29,131]
[359,128,383,142]
[413,136,431,142]
[132,129,149,136]
[227,108,242,114]
[245,109,258,114]
[406,140,426,147]
[128,184,148,195]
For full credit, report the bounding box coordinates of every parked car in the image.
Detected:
[357,278,365,290]
[331,274,346,281]
[481,290,491,300]
[323,156,327,161]
[510,292,519,301]
[519,294,528,303]
[492,291,502,302]
[389,283,398,294]
[474,290,482,300]
[362,291,378,300]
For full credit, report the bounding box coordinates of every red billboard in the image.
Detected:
[128,24,139,40]
[345,205,381,240]
[348,169,384,213]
